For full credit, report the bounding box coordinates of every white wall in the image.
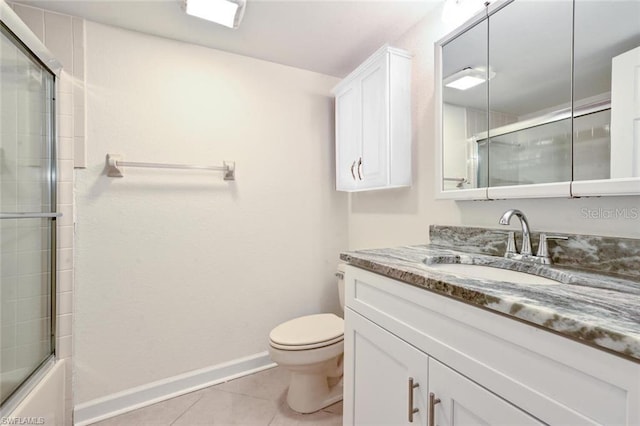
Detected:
[74,22,347,404]
[348,4,640,250]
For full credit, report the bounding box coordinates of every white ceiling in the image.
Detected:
[13,0,442,77]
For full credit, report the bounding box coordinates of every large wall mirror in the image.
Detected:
[436,0,640,199]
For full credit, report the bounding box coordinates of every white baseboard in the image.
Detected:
[74,352,276,426]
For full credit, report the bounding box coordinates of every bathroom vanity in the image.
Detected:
[341,227,640,425]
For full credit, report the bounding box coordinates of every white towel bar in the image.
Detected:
[106,154,235,180]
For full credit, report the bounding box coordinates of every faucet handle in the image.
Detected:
[536,233,568,258]
[505,231,517,257]
[500,231,518,259]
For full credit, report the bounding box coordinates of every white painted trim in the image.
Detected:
[74,352,276,426]
[571,177,640,197]
[487,181,571,199]
[436,187,488,200]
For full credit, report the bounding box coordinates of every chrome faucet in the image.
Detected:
[499,209,532,257]
[499,209,568,264]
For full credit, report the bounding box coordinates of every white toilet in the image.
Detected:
[268,264,346,414]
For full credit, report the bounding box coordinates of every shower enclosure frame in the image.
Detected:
[0,1,62,414]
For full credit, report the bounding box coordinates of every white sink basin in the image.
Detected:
[428,263,559,285]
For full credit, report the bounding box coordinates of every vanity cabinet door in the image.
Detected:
[429,358,543,426]
[344,308,429,425]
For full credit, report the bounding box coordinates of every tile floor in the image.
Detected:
[91,367,343,426]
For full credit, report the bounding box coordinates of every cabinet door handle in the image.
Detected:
[357,157,363,180]
[429,392,441,426]
[408,377,420,422]
[350,160,357,180]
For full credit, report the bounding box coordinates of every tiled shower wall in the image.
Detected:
[9,3,85,424]
[0,22,54,403]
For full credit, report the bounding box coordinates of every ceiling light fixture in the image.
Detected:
[444,67,495,90]
[183,0,246,29]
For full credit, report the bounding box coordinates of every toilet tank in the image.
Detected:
[337,263,346,310]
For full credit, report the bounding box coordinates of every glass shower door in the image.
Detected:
[0,22,57,406]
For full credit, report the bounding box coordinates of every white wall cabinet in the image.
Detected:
[333,46,412,192]
[344,265,640,425]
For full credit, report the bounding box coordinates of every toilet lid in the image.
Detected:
[269,314,344,348]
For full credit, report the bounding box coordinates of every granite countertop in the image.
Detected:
[340,245,640,363]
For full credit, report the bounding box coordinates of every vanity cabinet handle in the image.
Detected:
[408,377,420,422]
[429,392,441,426]
[357,157,363,180]
[350,161,357,180]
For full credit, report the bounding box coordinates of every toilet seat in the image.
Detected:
[270,335,344,351]
[270,313,344,351]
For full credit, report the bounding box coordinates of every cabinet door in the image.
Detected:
[610,45,640,179]
[344,309,429,425]
[335,85,360,191]
[358,53,389,189]
[429,359,544,426]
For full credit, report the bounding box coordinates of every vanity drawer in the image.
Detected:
[345,265,640,425]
